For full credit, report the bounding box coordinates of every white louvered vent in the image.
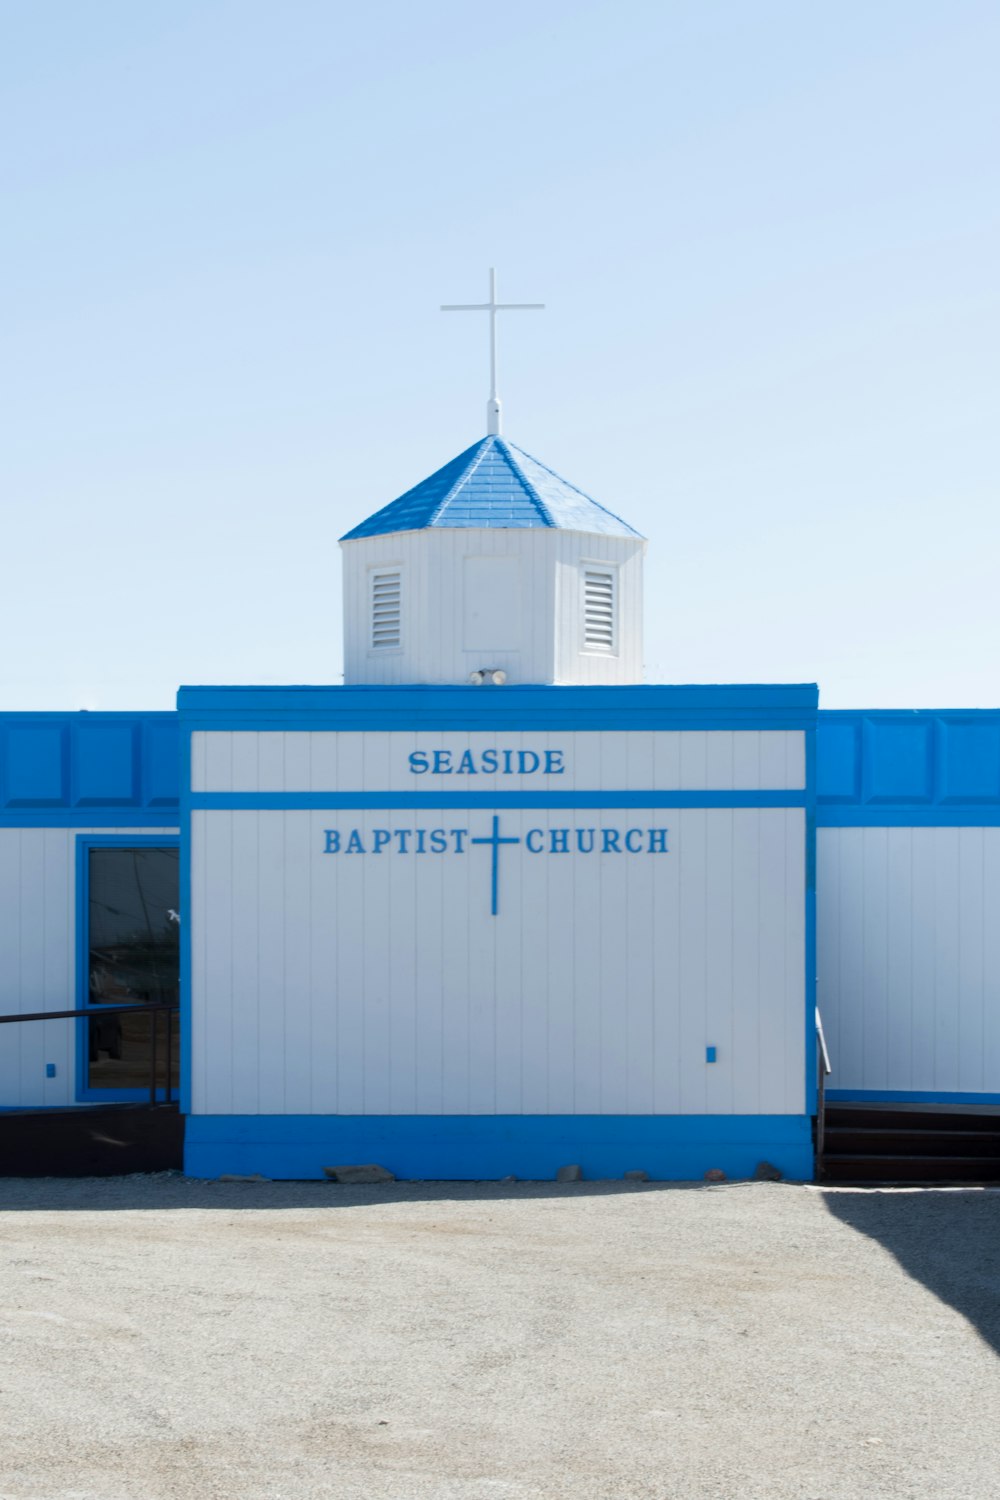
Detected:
[371,569,402,649]
[583,567,616,653]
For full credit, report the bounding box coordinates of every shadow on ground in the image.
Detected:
[823,1189,1000,1357]
[0,1175,719,1213]
[13,1177,998,1364]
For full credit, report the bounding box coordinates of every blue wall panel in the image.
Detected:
[0,713,179,825]
[4,725,67,806]
[864,719,933,804]
[939,719,1000,803]
[75,723,137,806]
[817,711,1000,825]
[145,720,181,806]
[815,719,860,803]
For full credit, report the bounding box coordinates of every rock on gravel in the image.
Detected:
[323,1163,396,1184]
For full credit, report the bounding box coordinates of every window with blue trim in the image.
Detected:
[85,846,179,1094]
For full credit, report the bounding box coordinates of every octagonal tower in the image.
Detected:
[340,435,645,686]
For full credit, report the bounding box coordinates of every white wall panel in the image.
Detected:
[0,827,179,1108]
[191,808,806,1118]
[817,827,1000,1097]
[193,730,807,793]
[228,812,262,1115]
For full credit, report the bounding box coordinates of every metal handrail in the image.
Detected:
[815,1007,832,1174]
[0,1002,179,1106]
[815,1007,831,1078]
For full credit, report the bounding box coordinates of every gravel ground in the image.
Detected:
[1,1177,998,1500]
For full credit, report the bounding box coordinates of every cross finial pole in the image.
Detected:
[488,267,498,408]
[441,268,544,436]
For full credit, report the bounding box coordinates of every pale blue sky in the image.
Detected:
[2,1,997,710]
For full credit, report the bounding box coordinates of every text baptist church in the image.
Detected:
[322,822,669,857]
[3,272,1000,1183]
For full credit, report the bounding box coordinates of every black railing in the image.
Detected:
[0,1003,179,1106]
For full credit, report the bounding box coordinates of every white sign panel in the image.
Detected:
[192,730,806,794]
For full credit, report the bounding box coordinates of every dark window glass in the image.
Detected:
[86,847,179,1093]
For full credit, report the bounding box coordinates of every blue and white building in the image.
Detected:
[2,409,999,1180]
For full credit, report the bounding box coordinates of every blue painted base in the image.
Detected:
[184,1114,816,1182]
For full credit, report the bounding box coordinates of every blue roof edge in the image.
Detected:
[179,682,818,700]
[177,684,820,724]
[818,707,1000,717]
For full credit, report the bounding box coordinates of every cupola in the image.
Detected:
[340,434,645,686]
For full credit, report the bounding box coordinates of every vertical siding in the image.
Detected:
[817,827,1000,1096]
[191,807,806,1118]
[0,826,179,1108]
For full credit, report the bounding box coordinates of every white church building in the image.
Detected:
[2,283,999,1181]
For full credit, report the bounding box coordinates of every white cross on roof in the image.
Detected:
[441,268,545,435]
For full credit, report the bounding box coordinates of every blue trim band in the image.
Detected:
[0,712,178,721]
[183,714,816,733]
[178,685,818,734]
[190,790,808,811]
[827,1089,1000,1106]
[1,811,181,829]
[183,1113,816,1182]
[818,808,1000,827]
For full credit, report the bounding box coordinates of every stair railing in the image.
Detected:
[815,1006,832,1175]
[0,1003,179,1106]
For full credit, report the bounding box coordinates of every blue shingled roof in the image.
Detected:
[340,435,643,540]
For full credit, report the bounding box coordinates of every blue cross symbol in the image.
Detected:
[471,814,521,916]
